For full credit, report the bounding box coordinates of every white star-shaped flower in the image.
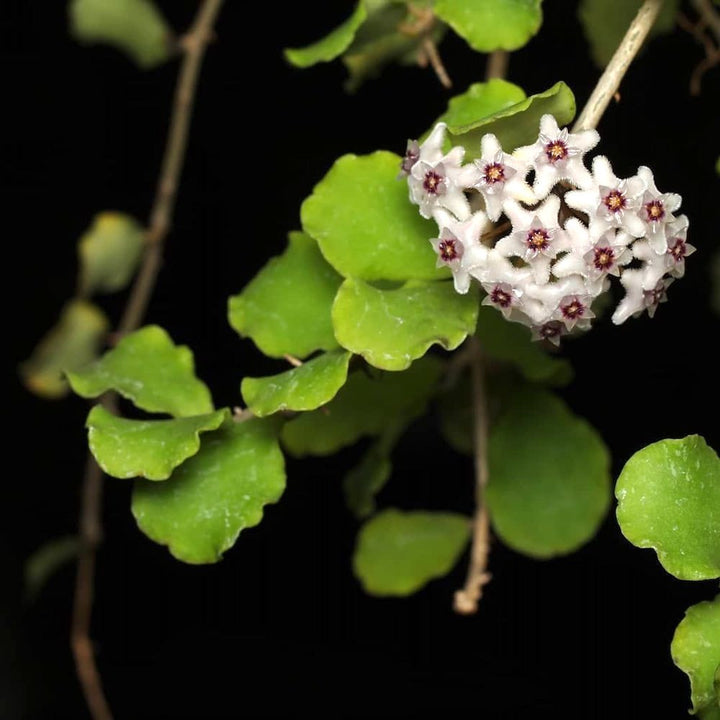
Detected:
[514,114,599,198]
[462,133,535,221]
[637,166,682,254]
[564,156,646,240]
[663,215,694,278]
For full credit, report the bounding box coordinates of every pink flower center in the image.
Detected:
[644,199,665,222]
[669,238,687,263]
[603,189,626,213]
[593,246,615,271]
[539,321,563,340]
[490,286,512,308]
[438,239,459,262]
[423,170,444,195]
[483,162,506,185]
[561,299,586,320]
[526,228,550,252]
[545,140,568,164]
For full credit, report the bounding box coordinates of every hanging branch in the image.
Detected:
[70,2,225,718]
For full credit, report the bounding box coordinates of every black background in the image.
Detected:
[3,1,719,718]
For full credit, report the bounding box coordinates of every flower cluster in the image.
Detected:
[400,115,693,343]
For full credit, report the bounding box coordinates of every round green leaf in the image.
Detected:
[241,351,351,417]
[132,418,286,564]
[332,278,479,371]
[69,0,173,69]
[434,0,543,52]
[228,232,342,359]
[353,509,471,596]
[67,325,213,418]
[284,2,368,68]
[435,79,527,131]
[616,436,720,580]
[671,595,720,719]
[475,305,573,386]
[486,385,611,558]
[579,0,681,67]
[281,356,443,457]
[20,299,109,399]
[87,405,229,481]
[447,81,576,157]
[301,151,444,282]
[78,212,145,296]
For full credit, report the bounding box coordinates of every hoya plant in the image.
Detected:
[14,0,719,717]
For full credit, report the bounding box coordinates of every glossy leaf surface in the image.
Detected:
[132,418,285,564]
[353,509,470,595]
[87,405,228,481]
[616,435,720,580]
[68,325,213,418]
[228,232,342,359]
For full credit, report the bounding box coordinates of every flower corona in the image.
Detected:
[400,115,693,343]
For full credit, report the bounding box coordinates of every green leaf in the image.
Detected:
[353,509,471,596]
[332,278,479,371]
[284,2,368,68]
[671,596,720,719]
[24,536,80,601]
[486,385,611,558]
[301,151,443,282]
[132,418,286,564]
[447,81,576,157]
[241,351,351,417]
[78,212,145,296]
[21,300,109,399]
[579,0,681,67]
[69,0,173,69]
[67,325,213,418]
[475,305,573,385]
[228,232,342,359]
[434,0,543,52]
[281,356,443,456]
[343,428,400,519]
[86,405,228,481]
[615,435,720,580]
[435,79,527,131]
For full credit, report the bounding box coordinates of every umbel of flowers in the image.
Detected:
[400,116,693,344]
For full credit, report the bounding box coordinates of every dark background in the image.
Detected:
[3,1,719,718]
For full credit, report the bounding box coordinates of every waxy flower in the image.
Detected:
[664,215,694,277]
[637,166,682,253]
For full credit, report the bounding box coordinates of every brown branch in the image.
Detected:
[573,0,665,131]
[692,0,720,45]
[71,2,225,718]
[485,50,509,81]
[421,37,452,88]
[454,337,492,614]
[399,5,452,88]
[677,10,719,95]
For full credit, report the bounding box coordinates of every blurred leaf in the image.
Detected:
[87,405,228,481]
[579,0,681,67]
[301,152,444,282]
[447,81,576,157]
[69,0,173,69]
[437,369,474,455]
[284,2,367,68]
[78,212,144,296]
[434,0,543,52]
[343,427,400,518]
[24,536,80,601]
[228,232,342,359]
[712,253,720,315]
[241,351,351,417]
[132,418,285,564]
[332,278,479,371]
[68,325,213,417]
[435,79,527,131]
[21,299,109,399]
[282,356,443,456]
[475,305,573,385]
[486,385,611,557]
[616,435,720,580]
[671,595,720,720]
[353,508,470,595]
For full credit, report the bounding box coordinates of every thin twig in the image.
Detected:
[689,46,720,94]
[677,10,719,95]
[573,0,665,131]
[421,37,452,88]
[485,50,509,81]
[71,2,225,718]
[692,0,720,44]
[454,338,492,615]
[399,5,452,88]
